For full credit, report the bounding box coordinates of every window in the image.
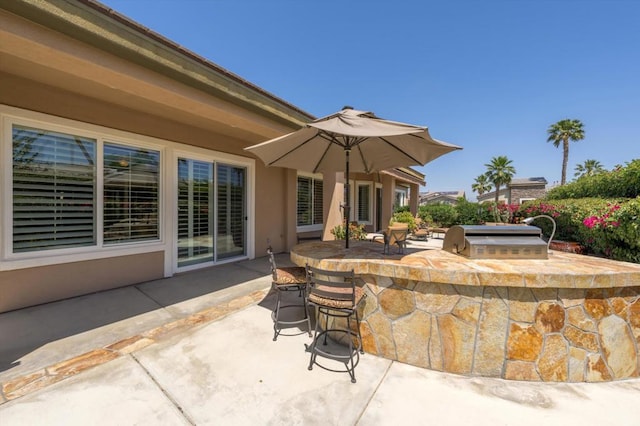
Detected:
[356,182,372,223]
[12,125,96,252]
[11,123,160,254]
[103,144,160,244]
[297,176,323,227]
[519,197,536,204]
[395,187,408,208]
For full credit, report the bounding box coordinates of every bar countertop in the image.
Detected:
[290,240,640,289]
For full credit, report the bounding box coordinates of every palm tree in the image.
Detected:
[472,174,492,196]
[484,156,516,204]
[547,119,585,185]
[574,159,605,179]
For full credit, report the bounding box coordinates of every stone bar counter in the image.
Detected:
[291,240,640,382]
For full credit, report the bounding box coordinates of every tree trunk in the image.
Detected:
[561,137,569,185]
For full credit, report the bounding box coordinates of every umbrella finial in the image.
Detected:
[342,105,354,110]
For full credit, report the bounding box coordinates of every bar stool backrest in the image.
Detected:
[268,246,307,285]
[306,265,355,307]
[267,246,279,282]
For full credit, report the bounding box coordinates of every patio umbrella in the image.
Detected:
[245,107,462,247]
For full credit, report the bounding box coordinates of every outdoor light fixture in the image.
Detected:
[523,214,556,253]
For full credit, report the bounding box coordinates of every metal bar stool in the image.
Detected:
[268,247,311,341]
[305,265,365,383]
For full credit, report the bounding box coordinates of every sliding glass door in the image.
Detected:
[177,158,246,268]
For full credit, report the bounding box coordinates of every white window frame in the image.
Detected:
[1,106,167,271]
[173,148,254,273]
[296,172,323,232]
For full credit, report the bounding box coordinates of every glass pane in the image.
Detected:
[103,144,159,244]
[217,164,245,259]
[313,179,323,225]
[297,176,311,226]
[358,184,370,222]
[12,125,96,252]
[177,158,213,267]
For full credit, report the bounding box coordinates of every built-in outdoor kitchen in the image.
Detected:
[291,229,640,382]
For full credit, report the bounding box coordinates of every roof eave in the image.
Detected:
[2,0,314,129]
[381,168,426,186]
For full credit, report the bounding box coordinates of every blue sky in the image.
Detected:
[100,0,639,200]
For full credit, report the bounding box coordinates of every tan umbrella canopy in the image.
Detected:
[245,107,462,247]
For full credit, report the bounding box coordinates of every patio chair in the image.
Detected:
[267,246,311,341]
[412,216,429,240]
[305,265,365,383]
[382,224,408,254]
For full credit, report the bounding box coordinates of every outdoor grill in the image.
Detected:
[442,225,548,259]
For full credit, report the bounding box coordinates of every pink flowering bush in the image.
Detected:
[522,160,639,263]
[520,197,639,263]
[583,199,640,263]
[582,203,621,230]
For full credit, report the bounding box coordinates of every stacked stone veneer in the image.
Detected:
[357,277,640,382]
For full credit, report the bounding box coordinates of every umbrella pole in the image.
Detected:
[344,148,350,248]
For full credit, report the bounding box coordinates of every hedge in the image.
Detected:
[546,159,639,199]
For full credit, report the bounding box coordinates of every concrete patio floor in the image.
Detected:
[1,240,639,425]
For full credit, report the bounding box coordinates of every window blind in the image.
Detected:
[313,179,323,225]
[297,177,312,226]
[297,176,323,226]
[217,164,245,259]
[103,143,159,244]
[177,159,213,266]
[12,125,96,252]
[357,184,370,222]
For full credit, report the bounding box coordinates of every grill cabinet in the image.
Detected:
[442,225,548,259]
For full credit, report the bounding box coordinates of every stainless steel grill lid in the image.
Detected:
[442,225,548,259]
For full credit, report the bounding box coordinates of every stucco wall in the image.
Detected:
[0,73,252,156]
[0,252,164,313]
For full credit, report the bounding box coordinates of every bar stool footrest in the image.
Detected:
[271,304,310,327]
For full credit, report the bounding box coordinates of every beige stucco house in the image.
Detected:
[0,0,424,313]
[419,190,465,206]
[477,177,547,204]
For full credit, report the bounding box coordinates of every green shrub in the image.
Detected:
[547,159,639,199]
[455,199,490,225]
[331,221,368,240]
[418,204,458,228]
[391,211,417,232]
